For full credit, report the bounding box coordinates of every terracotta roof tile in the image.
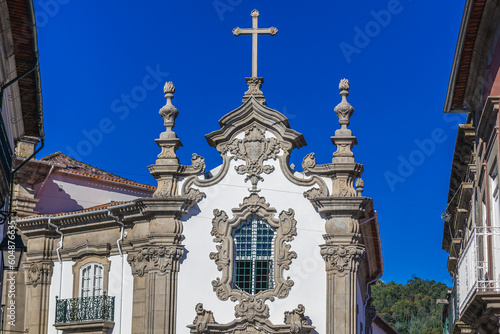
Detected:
[40,152,155,190]
[59,169,156,190]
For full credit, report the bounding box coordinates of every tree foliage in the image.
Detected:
[371,276,449,334]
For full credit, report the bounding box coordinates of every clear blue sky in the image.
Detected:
[34,0,466,286]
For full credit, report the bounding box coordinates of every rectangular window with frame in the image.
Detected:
[233,217,275,295]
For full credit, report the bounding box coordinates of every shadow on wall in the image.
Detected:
[34,178,83,214]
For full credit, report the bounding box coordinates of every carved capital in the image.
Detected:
[25,261,53,287]
[320,244,364,275]
[127,245,184,277]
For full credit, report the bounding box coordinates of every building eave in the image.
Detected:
[444,0,487,113]
[4,0,44,138]
[442,123,475,251]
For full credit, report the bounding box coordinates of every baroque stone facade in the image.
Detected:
[10,10,386,334]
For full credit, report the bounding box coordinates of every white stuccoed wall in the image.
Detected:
[48,260,75,334]
[177,145,328,333]
[108,254,134,334]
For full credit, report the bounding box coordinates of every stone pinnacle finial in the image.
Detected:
[355,178,364,196]
[159,81,179,138]
[334,79,354,133]
[331,78,357,164]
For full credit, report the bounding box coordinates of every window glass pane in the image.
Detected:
[80,263,104,297]
[233,217,275,294]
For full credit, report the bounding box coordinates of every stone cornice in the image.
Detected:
[16,203,142,237]
[136,196,202,216]
[302,153,364,176]
[305,196,371,216]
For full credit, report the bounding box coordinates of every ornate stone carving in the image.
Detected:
[334,79,354,130]
[209,194,296,320]
[127,246,184,277]
[159,81,179,135]
[223,126,280,191]
[149,82,206,201]
[303,187,323,200]
[243,77,266,105]
[284,304,308,334]
[234,297,269,322]
[185,188,207,203]
[187,302,315,334]
[355,178,364,196]
[25,262,53,288]
[320,244,364,276]
[26,262,41,287]
[192,303,216,334]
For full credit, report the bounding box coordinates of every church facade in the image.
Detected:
[11,10,388,334]
[14,76,383,334]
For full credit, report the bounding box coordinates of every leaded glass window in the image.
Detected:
[80,263,103,297]
[232,216,275,294]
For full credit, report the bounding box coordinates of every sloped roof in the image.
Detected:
[444,0,489,112]
[42,152,132,182]
[205,96,306,150]
[4,0,44,137]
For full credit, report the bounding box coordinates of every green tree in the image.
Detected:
[371,276,449,334]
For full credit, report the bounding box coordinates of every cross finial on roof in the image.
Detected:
[233,9,278,78]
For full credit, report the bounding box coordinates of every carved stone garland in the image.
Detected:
[210,193,297,321]
[220,126,282,192]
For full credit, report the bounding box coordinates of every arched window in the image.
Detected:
[232,216,275,294]
[80,263,104,297]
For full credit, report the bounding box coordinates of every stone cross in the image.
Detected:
[233,9,278,78]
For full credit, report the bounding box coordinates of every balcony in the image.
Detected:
[457,226,500,320]
[54,295,115,333]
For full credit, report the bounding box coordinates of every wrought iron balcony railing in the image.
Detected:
[55,294,114,324]
[457,226,500,315]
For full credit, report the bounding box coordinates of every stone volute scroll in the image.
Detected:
[187,303,315,334]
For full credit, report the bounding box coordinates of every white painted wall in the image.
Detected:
[35,172,152,214]
[108,254,134,334]
[177,151,327,333]
[48,260,75,334]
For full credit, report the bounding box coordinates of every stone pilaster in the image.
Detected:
[128,82,205,334]
[23,260,54,334]
[316,198,368,334]
[128,243,184,334]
